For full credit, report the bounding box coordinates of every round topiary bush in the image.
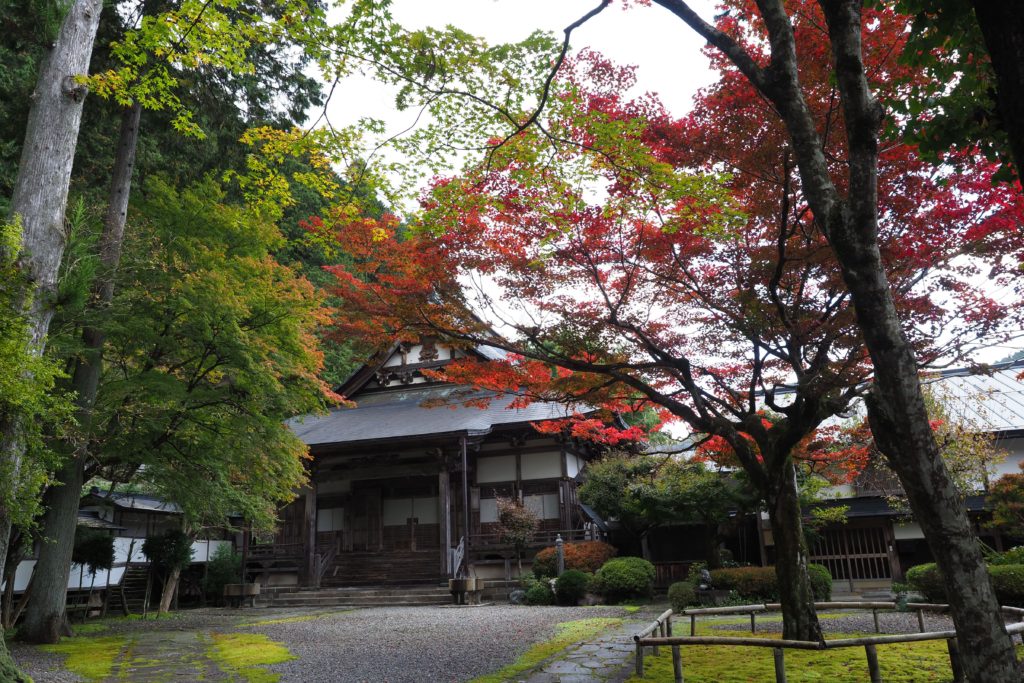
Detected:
[905,563,947,602]
[555,570,591,606]
[667,581,697,612]
[807,563,833,601]
[989,564,1024,606]
[525,581,555,605]
[594,556,656,603]
[708,566,778,601]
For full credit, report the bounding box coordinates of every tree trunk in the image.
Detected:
[0,517,29,682]
[0,0,102,669]
[157,566,181,615]
[971,2,1024,180]
[765,461,822,642]
[19,102,141,645]
[703,525,722,570]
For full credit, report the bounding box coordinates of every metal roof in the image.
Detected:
[924,361,1024,434]
[289,384,585,447]
[84,491,182,514]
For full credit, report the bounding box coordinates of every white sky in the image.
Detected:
[323,0,718,148]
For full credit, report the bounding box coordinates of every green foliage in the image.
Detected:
[707,564,831,602]
[987,463,1024,538]
[554,570,591,606]
[807,564,833,601]
[668,581,697,612]
[524,581,554,606]
[579,454,753,557]
[593,557,656,604]
[991,546,1024,566]
[709,567,778,601]
[0,218,73,530]
[72,529,115,577]
[202,544,242,604]
[989,565,1024,607]
[91,177,327,532]
[141,530,194,576]
[532,541,617,579]
[906,563,946,602]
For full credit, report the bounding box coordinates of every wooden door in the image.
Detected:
[810,521,895,582]
[349,489,382,551]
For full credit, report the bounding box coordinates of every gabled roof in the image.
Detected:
[83,490,181,514]
[925,360,1024,434]
[334,341,508,399]
[289,384,583,448]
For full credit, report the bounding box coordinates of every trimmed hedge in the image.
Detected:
[906,562,1024,607]
[668,581,697,612]
[807,563,833,601]
[525,582,555,605]
[533,541,618,578]
[708,564,832,601]
[555,570,591,606]
[594,556,656,603]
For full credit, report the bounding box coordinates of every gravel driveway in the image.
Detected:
[10,604,639,683]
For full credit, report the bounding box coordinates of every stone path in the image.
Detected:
[519,619,645,683]
[107,630,225,682]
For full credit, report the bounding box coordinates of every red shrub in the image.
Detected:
[532,541,617,577]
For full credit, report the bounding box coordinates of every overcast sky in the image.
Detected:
[324,1,718,143]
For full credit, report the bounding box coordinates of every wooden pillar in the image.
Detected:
[461,436,470,561]
[303,483,317,587]
[439,469,452,576]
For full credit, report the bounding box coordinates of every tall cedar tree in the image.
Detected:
[317,7,1024,648]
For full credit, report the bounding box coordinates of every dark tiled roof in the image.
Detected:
[289,384,584,447]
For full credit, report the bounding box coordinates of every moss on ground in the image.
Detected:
[244,610,352,627]
[627,629,1024,682]
[471,617,622,683]
[208,632,296,683]
[40,636,128,681]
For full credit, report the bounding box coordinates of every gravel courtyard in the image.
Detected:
[11,604,645,682]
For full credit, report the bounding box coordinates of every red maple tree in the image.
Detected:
[319,3,1024,639]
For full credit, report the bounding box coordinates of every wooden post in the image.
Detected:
[690,613,696,636]
[439,470,452,577]
[917,609,925,633]
[460,436,471,568]
[864,644,881,683]
[1019,615,1024,646]
[666,614,673,636]
[772,647,786,683]
[672,645,683,683]
[652,624,661,656]
[303,483,317,587]
[947,638,965,683]
[750,611,757,634]
[872,608,880,634]
[635,642,644,677]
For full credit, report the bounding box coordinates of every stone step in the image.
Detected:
[259,594,452,608]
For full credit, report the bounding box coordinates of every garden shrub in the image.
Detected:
[807,563,832,601]
[554,570,591,606]
[668,581,697,612]
[202,544,242,604]
[532,541,617,578]
[709,567,778,601]
[525,582,555,605]
[594,556,656,603]
[989,565,1024,606]
[991,546,1024,566]
[905,563,947,602]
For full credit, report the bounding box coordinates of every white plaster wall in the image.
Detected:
[477,455,516,483]
[521,452,561,480]
[992,436,1024,479]
[566,452,582,478]
[524,493,560,520]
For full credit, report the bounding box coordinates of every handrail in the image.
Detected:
[450,536,465,578]
[633,601,1024,683]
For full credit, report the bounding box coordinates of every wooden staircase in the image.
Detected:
[256,583,452,608]
[320,550,441,588]
[106,563,150,614]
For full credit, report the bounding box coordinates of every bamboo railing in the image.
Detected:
[633,601,1024,683]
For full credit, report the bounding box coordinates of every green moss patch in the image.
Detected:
[628,630,1024,682]
[209,632,296,683]
[40,635,128,681]
[472,617,622,683]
